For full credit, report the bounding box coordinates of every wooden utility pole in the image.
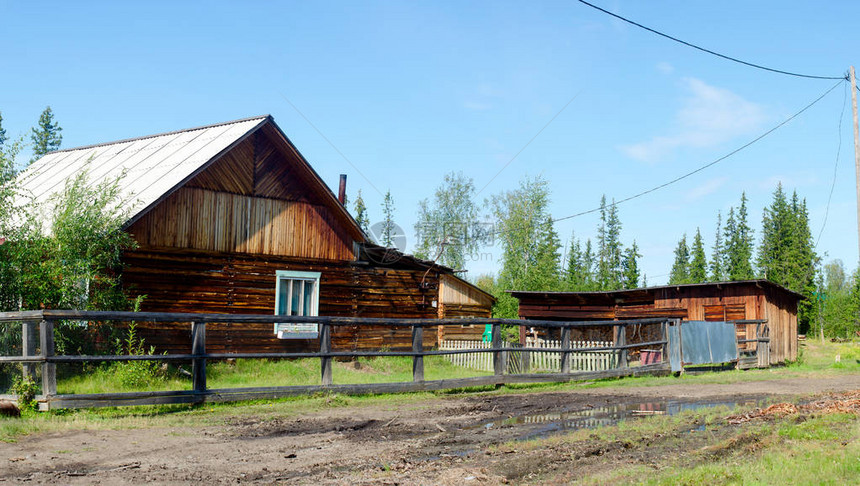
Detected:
[852,66,860,264]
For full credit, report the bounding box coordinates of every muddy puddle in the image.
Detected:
[478,397,762,442]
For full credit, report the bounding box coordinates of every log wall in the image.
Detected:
[122,248,440,354]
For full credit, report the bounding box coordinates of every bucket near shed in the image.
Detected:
[640,349,662,365]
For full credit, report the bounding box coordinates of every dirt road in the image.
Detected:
[2,375,859,485]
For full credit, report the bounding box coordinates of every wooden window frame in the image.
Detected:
[274,270,321,339]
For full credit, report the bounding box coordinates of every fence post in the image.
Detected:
[412,324,424,382]
[661,320,669,366]
[492,323,505,376]
[320,322,332,386]
[22,321,37,381]
[191,322,206,395]
[615,324,628,368]
[39,319,56,403]
[560,326,571,374]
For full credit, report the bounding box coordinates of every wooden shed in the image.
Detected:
[510,280,803,364]
[18,115,494,353]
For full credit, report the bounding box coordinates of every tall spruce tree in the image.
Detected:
[564,232,586,291]
[789,192,818,333]
[668,234,691,284]
[622,241,641,289]
[710,211,725,281]
[596,196,623,290]
[724,193,755,280]
[757,185,818,333]
[380,190,396,247]
[352,189,369,233]
[689,228,708,283]
[582,239,596,290]
[30,106,62,163]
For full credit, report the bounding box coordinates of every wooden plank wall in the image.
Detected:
[437,275,493,341]
[121,248,440,354]
[128,187,354,261]
[515,283,799,364]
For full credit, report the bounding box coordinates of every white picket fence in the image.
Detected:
[438,339,496,371]
[439,339,616,372]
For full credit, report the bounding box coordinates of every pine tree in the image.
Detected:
[596,196,623,290]
[380,190,395,247]
[757,185,819,333]
[30,106,63,163]
[689,228,708,283]
[622,240,641,289]
[725,193,755,280]
[582,239,596,290]
[564,232,586,291]
[668,234,690,284]
[758,183,792,282]
[789,192,818,334]
[352,189,369,233]
[710,211,725,281]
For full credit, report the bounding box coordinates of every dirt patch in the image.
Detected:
[1,374,859,484]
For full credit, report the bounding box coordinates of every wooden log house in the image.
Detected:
[18,115,494,353]
[510,280,802,365]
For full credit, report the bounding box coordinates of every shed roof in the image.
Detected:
[509,279,805,303]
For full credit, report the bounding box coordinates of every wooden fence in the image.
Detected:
[439,339,615,372]
[0,310,674,410]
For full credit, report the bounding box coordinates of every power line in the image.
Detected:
[477,79,843,242]
[815,81,848,248]
[576,0,846,81]
[549,79,844,226]
[476,92,580,196]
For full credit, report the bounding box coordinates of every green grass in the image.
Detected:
[640,415,860,485]
[54,355,490,395]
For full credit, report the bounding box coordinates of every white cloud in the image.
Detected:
[463,84,505,112]
[464,101,493,111]
[656,62,674,74]
[621,78,767,163]
[685,176,729,201]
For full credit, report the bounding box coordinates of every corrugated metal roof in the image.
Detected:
[15,116,268,231]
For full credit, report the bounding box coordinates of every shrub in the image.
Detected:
[111,323,163,389]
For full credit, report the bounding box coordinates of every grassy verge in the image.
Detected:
[54,355,491,394]
[2,340,858,446]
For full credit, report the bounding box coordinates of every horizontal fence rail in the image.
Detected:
[0,310,771,410]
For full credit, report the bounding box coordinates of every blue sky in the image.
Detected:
[1,1,857,284]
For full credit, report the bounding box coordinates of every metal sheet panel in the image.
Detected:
[667,322,682,372]
[14,117,267,232]
[680,321,738,366]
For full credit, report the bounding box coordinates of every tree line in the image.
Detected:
[352,172,860,337]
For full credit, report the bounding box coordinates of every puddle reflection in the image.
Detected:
[481,398,760,441]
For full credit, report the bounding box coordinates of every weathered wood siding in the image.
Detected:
[122,248,440,353]
[515,282,799,364]
[437,275,494,341]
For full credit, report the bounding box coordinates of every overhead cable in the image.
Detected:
[577,0,846,81]
[549,79,844,225]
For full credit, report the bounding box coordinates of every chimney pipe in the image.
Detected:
[338,174,347,205]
